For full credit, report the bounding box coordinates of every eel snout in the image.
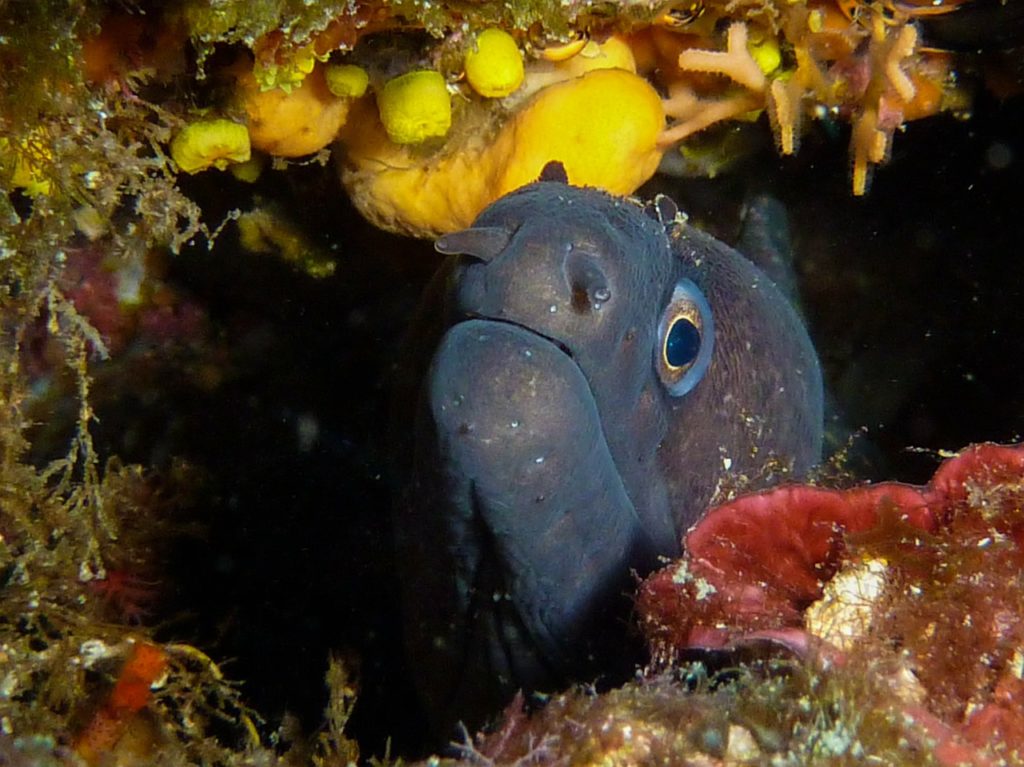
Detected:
[424,318,658,709]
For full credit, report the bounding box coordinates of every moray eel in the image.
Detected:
[392,173,823,734]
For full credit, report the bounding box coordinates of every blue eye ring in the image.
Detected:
[656,278,714,397]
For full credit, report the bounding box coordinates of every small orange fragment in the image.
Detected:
[74,642,168,766]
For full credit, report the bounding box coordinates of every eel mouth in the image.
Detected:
[427,317,593,501]
[462,312,576,362]
[425,316,658,674]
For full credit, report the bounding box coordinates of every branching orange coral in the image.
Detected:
[848,20,920,195]
[766,42,831,156]
[659,23,768,147]
[656,8,950,196]
[677,21,767,92]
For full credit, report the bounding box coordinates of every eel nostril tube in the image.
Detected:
[435,226,512,262]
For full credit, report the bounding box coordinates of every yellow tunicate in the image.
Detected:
[340,68,665,237]
[493,67,663,195]
[1,131,55,195]
[229,155,265,183]
[237,207,336,278]
[748,35,781,76]
[377,70,452,145]
[464,28,525,98]
[513,35,637,104]
[556,36,636,78]
[239,63,351,157]
[579,38,631,66]
[11,158,50,195]
[538,34,588,62]
[325,64,369,99]
[807,9,826,34]
[170,119,251,174]
[1,128,58,194]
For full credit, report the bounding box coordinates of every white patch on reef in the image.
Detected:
[671,559,717,599]
[805,557,889,651]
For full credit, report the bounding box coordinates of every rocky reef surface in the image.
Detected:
[1,1,1023,765]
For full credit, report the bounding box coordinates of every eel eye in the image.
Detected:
[656,278,714,396]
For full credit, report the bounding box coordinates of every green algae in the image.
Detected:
[0,0,99,136]
[0,2,237,759]
[183,0,360,49]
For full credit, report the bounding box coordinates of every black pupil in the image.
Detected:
[666,317,700,368]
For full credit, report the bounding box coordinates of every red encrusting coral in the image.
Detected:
[60,246,209,356]
[640,481,935,648]
[19,244,210,382]
[638,442,1024,764]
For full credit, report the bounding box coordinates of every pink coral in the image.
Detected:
[638,443,1024,765]
[640,481,935,648]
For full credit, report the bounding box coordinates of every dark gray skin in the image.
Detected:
[392,179,822,736]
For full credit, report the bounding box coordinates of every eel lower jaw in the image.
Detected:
[426,318,661,684]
